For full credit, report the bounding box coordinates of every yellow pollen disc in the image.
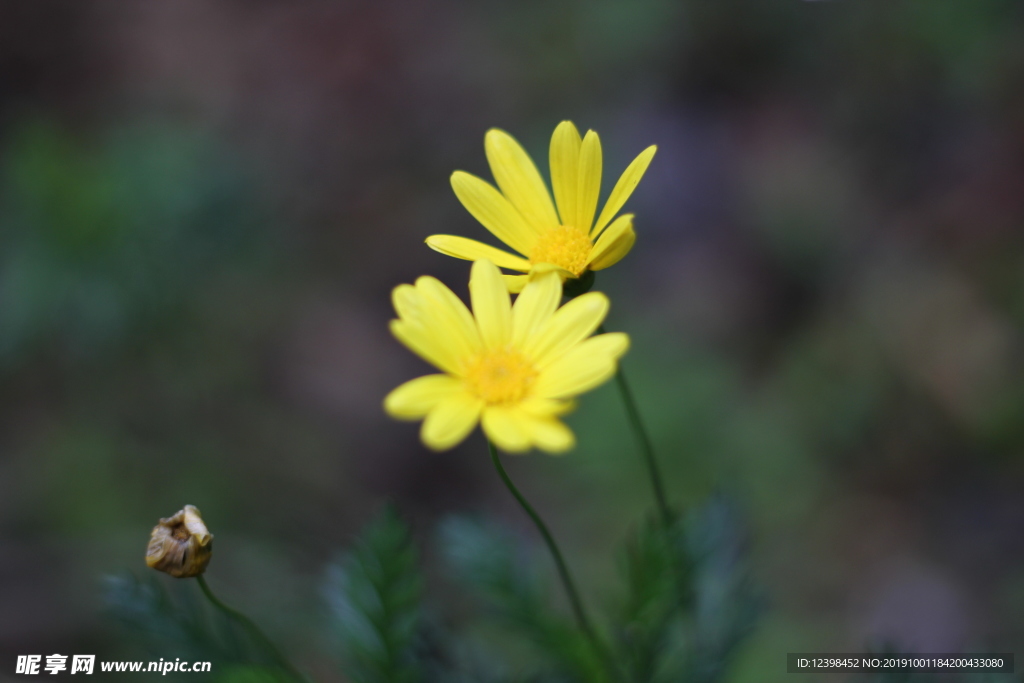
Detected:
[463,348,538,405]
[529,225,592,276]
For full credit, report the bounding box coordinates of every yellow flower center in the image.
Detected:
[463,348,538,405]
[529,224,592,276]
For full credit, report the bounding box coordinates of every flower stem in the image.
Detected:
[599,324,673,527]
[488,441,621,681]
[615,364,673,527]
[196,575,306,682]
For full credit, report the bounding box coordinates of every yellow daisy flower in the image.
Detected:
[426,121,656,293]
[384,259,629,453]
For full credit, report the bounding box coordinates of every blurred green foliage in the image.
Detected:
[0,120,262,362]
[324,507,424,683]
[439,515,603,682]
[108,501,762,682]
[105,574,296,683]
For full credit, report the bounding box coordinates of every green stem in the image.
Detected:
[599,324,673,527]
[488,441,621,681]
[196,575,307,682]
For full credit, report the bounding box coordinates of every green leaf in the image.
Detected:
[213,664,296,683]
[608,498,762,683]
[437,516,606,683]
[681,496,764,683]
[104,572,296,681]
[104,572,218,662]
[612,514,691,683]
[324,506,424,683]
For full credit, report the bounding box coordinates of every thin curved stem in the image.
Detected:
[598,324,673,527]
[196,575,307,682]
[488,441,621,681]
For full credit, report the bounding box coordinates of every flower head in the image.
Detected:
[427,121,656,292]
[384,260,629,453]
[145,505,213,578]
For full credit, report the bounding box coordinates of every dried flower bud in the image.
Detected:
[145,505,213,578]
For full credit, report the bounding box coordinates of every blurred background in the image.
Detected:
[2,0,1024,680]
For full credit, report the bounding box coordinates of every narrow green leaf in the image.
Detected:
[680,496,764,683]
[438,516,606,683]
[324,506,425,683]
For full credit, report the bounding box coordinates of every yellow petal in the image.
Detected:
[503,274,530,293]
[451,171,537,255]
[575,130,602,233]
[523,415,575,454]
[484,129,560,232]
[481,405,532,453]
[498,262,573,295]
[415,276,482,361]
[389,319,461,375]
[587,214,635,271]
[511,270,561,348]
[389,282,454,370]
[421,391,482,451]
[470,260,512,349]
[483,406,575,454]
[592,145,656,238]
[384,374,464,420]
[528,261,574,278]
[549,121,581,226]
[426,235,531,272]
[518,396,576,417]
[392,284,419,320]
[534,332,630,399]
[525,291,610,368]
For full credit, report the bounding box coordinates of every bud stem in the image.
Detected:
[195,575,307,682]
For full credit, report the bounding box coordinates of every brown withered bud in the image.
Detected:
[145,505,213,578]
